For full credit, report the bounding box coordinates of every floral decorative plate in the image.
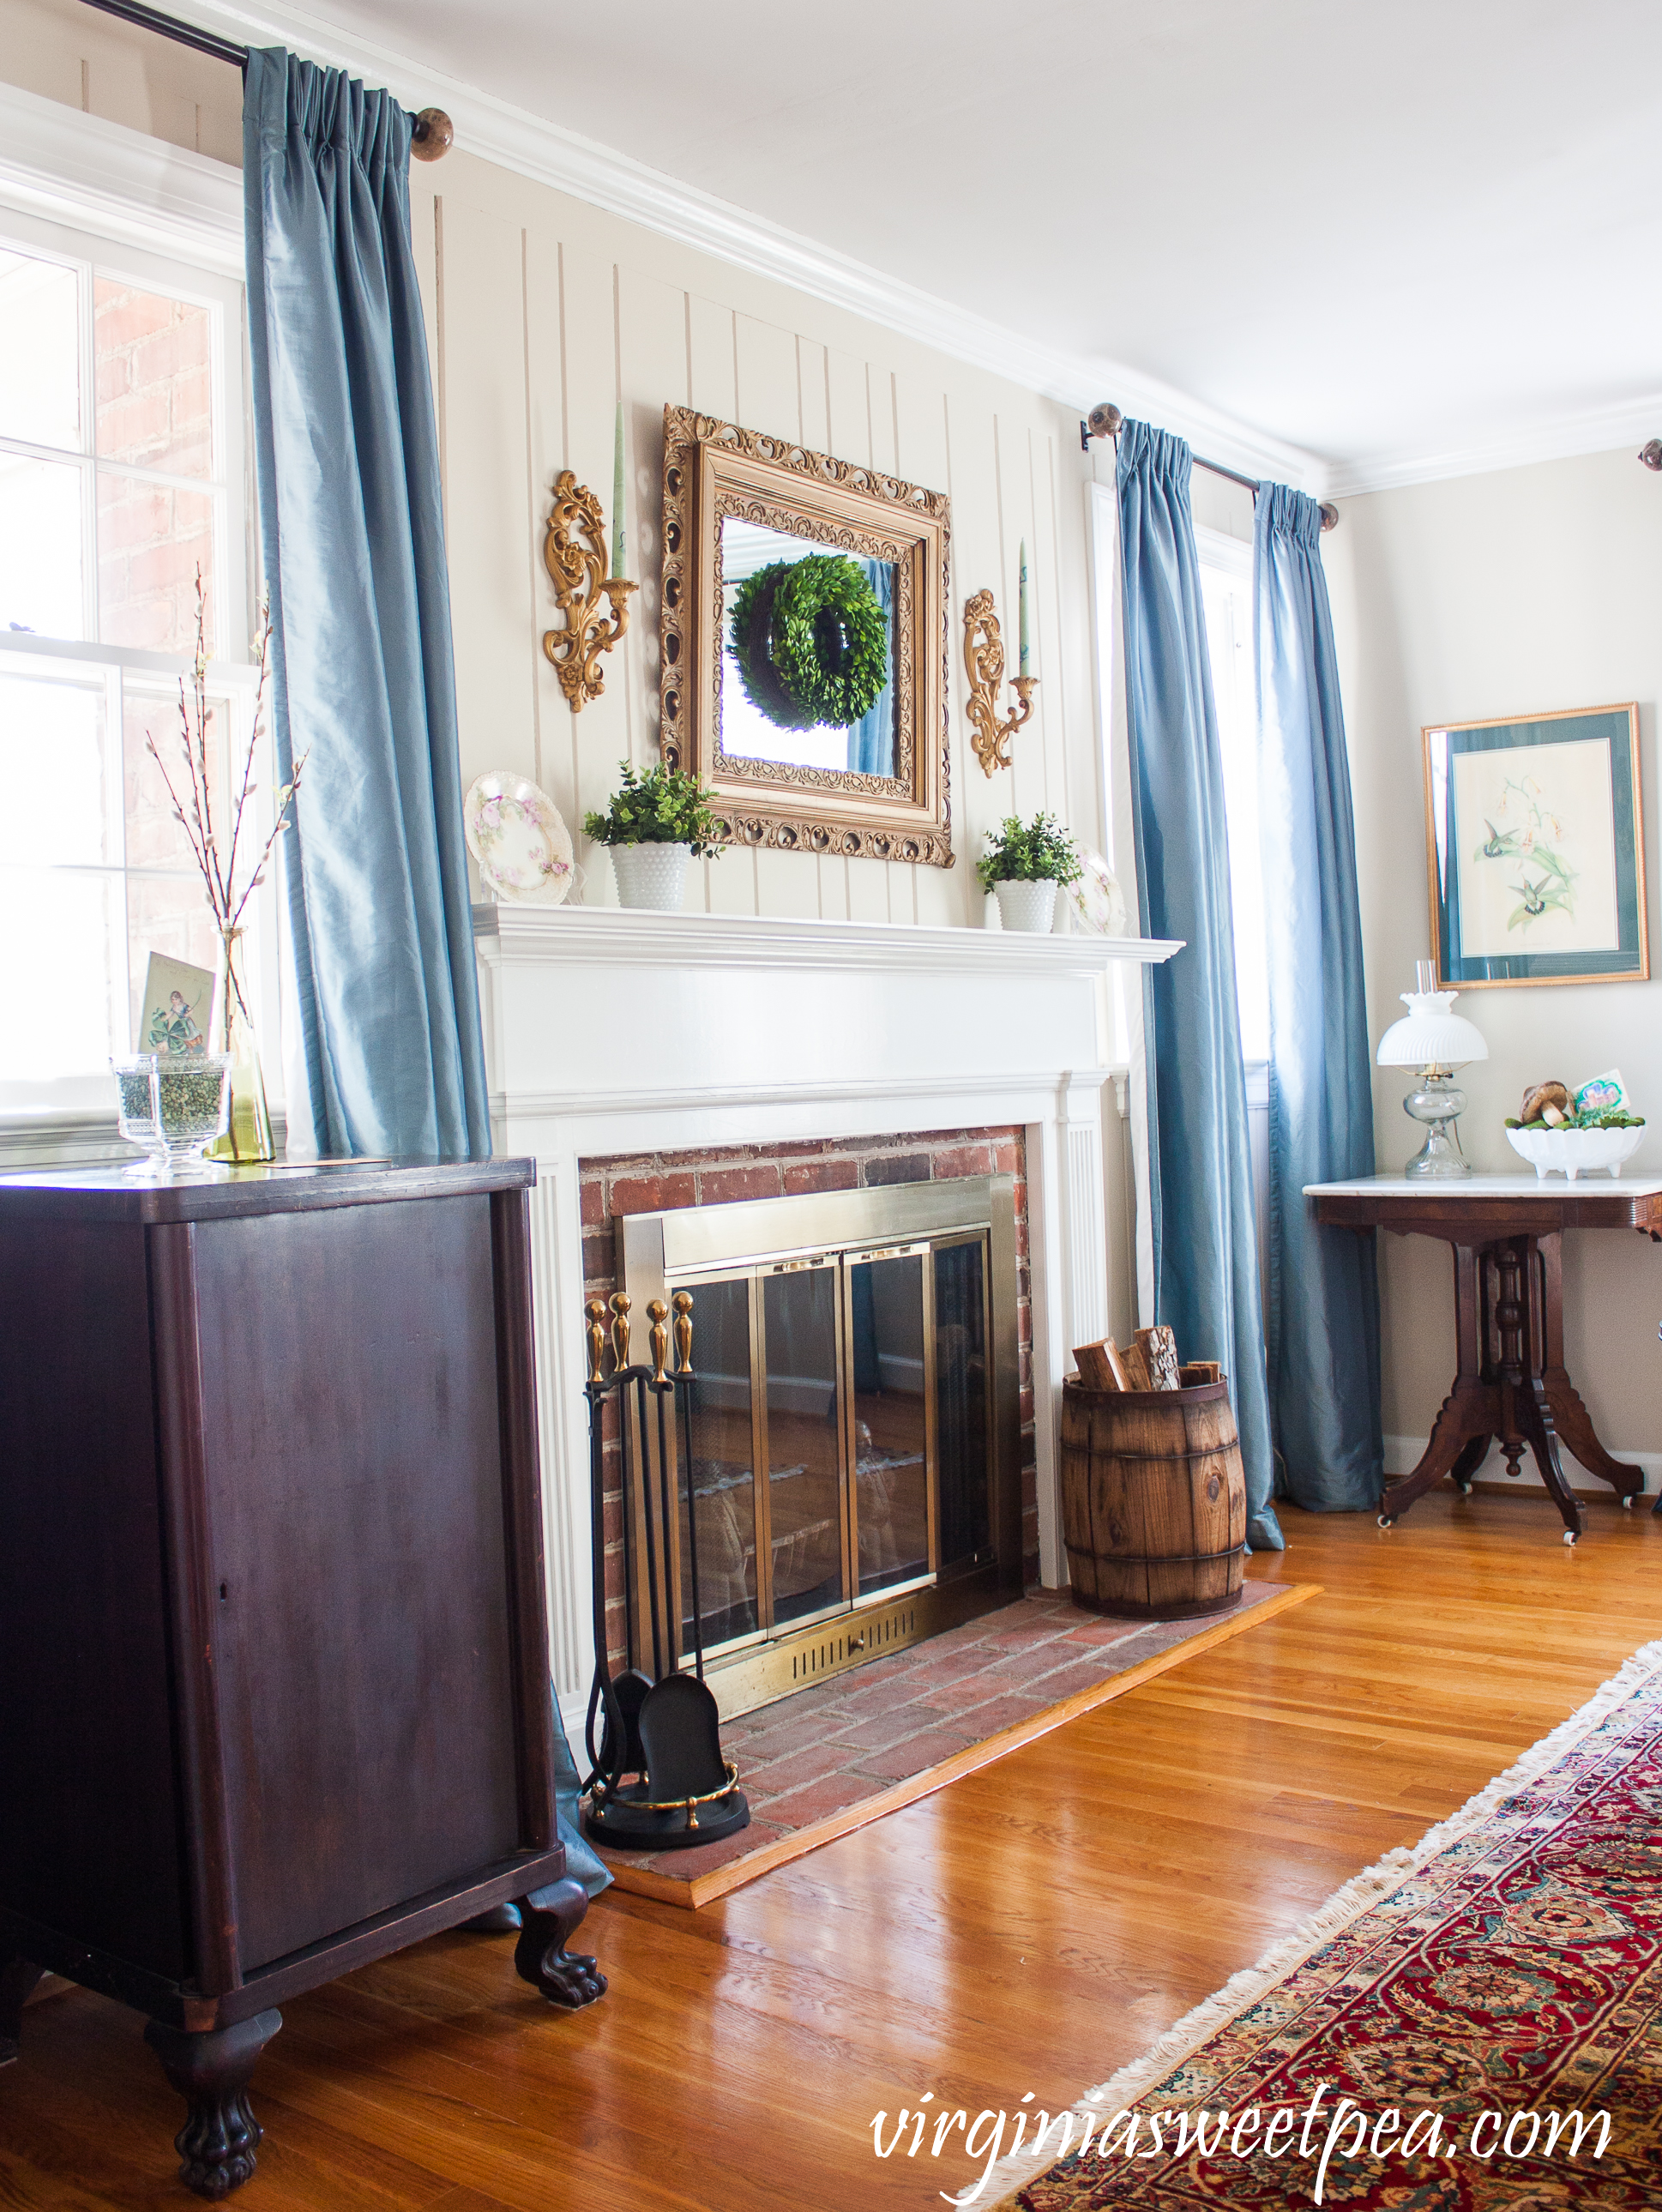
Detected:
[1067,847,1129,937]
[464,773,574,905]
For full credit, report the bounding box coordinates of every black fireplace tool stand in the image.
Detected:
[581,1290,749,1851]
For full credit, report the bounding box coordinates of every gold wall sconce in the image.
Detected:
[540,470,635,712]
[963,589,1036,776]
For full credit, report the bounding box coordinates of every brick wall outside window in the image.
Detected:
[578,1128,1036,1672]
[93,279,216,656]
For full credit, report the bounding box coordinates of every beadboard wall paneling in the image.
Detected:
[407,150,1104,926]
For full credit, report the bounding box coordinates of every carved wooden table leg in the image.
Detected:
[0,1957,44,2066]
[512,1878,606,2008]
[144,2010,282,2199]
[1447,1432,1490,1497]
[1533,1233,1644,1504]
[1380,1242,1495,1525]
[1496,1237,1584,1544]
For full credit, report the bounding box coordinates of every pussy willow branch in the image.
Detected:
[144,572,304,935]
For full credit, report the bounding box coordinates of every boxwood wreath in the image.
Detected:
[728,553,889,732]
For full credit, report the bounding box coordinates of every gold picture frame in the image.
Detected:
[1422,701,1648,988]
[658,407,953,865]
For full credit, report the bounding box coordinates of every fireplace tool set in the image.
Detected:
[580,1289,750,1850]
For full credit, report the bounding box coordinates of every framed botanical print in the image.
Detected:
[1423,702,1648,988]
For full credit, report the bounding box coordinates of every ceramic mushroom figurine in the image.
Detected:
[1520,1080,1571,1127]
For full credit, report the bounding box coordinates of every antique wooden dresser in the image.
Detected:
[0,1160,603,2197]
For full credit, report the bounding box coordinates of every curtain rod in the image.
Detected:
[75,0,454,157]
[1081,402,1339,532]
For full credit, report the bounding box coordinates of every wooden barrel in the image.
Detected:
[1060,1377,1246,1618]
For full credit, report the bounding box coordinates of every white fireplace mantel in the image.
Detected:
[473,904,1180,1724]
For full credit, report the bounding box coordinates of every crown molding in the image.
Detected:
[160,0,1326,492]
[1325,393,1662,500]
[0,77,242,272]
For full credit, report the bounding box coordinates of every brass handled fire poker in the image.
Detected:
[647,1299,670,1387]
[585,1299,609,1385]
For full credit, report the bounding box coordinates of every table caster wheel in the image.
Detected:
[1377,1515,1395,1529]
[1563,1530,1579,1546]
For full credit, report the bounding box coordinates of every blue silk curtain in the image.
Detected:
[846,558,896,775]
[244,49,489,1160]
[1117,422,1281,1549]
[1254,485,1382,1509]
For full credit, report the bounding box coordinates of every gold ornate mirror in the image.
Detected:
[658,407,952,865]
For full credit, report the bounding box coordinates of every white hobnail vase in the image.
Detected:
[611,841,691,911]
[994,878,1059,933]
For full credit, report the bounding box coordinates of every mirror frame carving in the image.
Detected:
[658,407,953,866]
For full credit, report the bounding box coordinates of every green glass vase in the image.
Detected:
[208,926,274,1164]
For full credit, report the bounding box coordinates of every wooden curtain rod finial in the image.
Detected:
[410,107,453,160]
[1641,440,1662,472]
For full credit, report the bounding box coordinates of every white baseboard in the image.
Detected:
[1384,1433,1659,1496]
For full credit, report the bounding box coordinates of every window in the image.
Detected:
[0,204,266,1124]
[1195,527,1269,1064]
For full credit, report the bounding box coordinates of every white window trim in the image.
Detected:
[0,78,241,277]
[0,85,273,1172]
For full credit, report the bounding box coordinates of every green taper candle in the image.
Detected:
[611,401,626,578]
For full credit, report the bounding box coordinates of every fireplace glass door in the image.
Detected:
[676,1232,991,1662]
[763,1263,846,1624]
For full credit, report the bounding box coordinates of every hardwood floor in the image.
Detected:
[5,1490,1659,2209]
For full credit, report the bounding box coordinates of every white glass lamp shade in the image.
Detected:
[1376,989,1489,1070]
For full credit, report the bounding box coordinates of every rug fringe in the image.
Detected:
[985,1634,1662,2206]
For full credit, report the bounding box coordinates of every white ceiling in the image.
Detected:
[213,0,1662,486]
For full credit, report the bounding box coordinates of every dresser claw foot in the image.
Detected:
[0,1957,45,2065]
[145,2010,282,2199]
[513,1881,606,2009]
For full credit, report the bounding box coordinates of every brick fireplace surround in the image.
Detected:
[580,1125,1037,1668]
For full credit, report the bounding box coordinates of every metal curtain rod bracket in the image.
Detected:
[1081,401,1339,532]
[76,0,453,156]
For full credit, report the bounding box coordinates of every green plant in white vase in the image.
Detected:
[583,759,725,911]
[975,812,1081,933]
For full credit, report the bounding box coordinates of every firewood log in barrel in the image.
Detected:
[1060,1376,1246,1618]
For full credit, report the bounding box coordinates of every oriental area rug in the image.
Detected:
[991,1639,1662,2212]
[598,1579,1316,1908]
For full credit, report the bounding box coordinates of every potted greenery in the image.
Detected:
[974,811,1082,932]
[583,759,725,911]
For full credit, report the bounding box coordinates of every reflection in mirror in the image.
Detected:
[720,518,896,779]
